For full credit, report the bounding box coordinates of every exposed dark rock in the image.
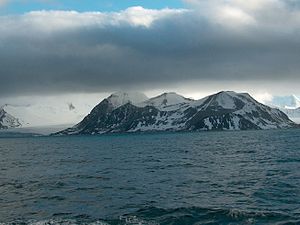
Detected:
[54,91,296,135]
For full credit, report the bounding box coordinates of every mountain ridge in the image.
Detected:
[265,95,300,123]
[55,91,296,135]
[0,108,22,129]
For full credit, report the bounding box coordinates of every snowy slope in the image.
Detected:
[189,91,294,130]
[281,108,300,123]
[264,95,300,123]
[3,104,83,127]
[266,95,300,109]
[0,92,147,129]
[0,108,21,129]
[139,92,194,111]
[56,91,296,135]
[193,91,237,109]
[2,102,93,127]
[107,92,149,109]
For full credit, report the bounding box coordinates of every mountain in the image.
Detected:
[281,108,300,124]
[139,92,194,111]
[0,108,22,129]
[2,102,92,128]
[265,95,300,124]
[266,95,300,109]
[55,91,296,135]
[107,92,149,109]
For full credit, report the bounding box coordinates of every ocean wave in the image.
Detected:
[1,219,110,225]
[1,206,298,225]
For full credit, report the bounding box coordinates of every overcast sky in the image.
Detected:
[0,0,300,101]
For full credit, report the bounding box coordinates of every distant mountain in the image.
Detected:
[266,95,300,109]
[265,95,300,123]
[0,92,148,129]
[0,108,21,129]
[2,102,90,128]
[55,91,296,135]
[138,92,194,111]
[281,108,300,124]
[107,92,149,109]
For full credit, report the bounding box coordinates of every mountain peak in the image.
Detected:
[55,90,296,135]
[291,95,300,106]
[207,91,240,109]
[142,92,193,110]
[217,90,236,94]
[0,108,22,129]
[216,91,249,98]
[267,95,300,109]
[161,92,179,95]
[106,91,149,109]
[193,91,258,111]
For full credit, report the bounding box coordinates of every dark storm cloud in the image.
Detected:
[1,1,300,96]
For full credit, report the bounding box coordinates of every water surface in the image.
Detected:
[0,129,300,224]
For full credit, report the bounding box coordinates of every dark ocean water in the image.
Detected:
[0,129,300,225]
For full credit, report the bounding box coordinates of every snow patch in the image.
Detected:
[0,108,21,129]
[107,92,149,109]
[214,92,236,109]
[140,92,193,111]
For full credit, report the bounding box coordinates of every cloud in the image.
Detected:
[0,0,8,6]
[0,1,300,97]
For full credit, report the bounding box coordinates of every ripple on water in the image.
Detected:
[0,129,299,224]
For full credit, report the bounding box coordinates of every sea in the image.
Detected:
[0,129,299,225]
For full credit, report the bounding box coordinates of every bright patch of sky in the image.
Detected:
[0,0,184,14]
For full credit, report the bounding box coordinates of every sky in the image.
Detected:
[0,0,184,14]
[1,0,300,108]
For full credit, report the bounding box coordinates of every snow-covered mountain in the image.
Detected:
[281,108,300,123]
[266,95,300,109]
[139,92,194,111]
[265,95,300,123]
[0,92,146,131]
[0,108,21,129]
[55,91,296,135]
[107,92,149,109]
[2,102,92,128]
